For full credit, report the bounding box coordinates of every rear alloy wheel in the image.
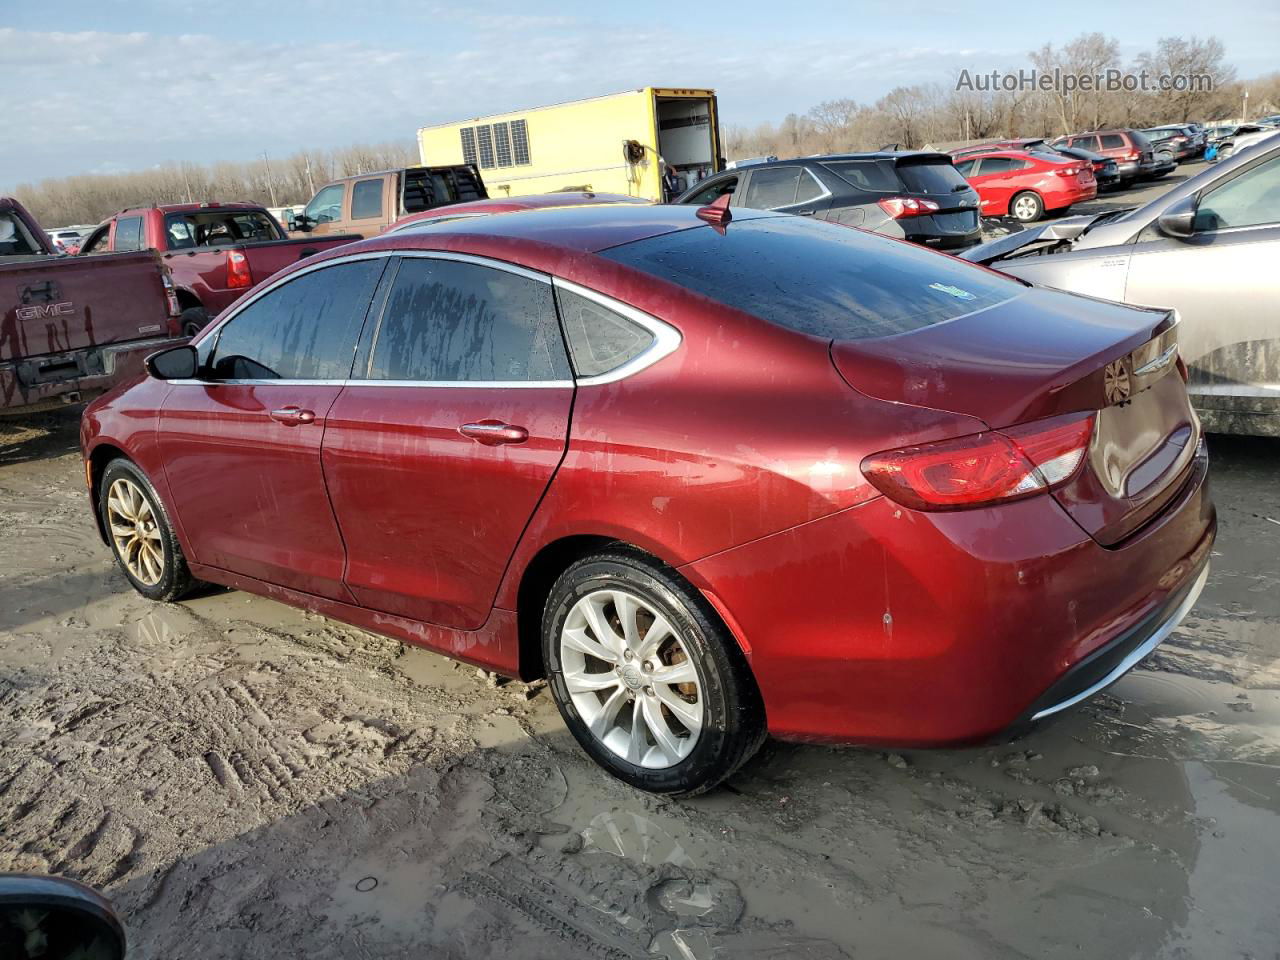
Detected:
[100,459,195,602]
[1010,191,1044,223]
[543,552,765,795]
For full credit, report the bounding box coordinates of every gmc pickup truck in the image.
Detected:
[78,203,360,334]
[2,196,183,415]
[293,164,486,237]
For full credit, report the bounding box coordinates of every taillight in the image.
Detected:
[161,269,181,318]
[1125,151,1140,161]
[1055,165,1081,176]
[861,413,1095,511]
[226,251,253,289]
[877,197,940,219]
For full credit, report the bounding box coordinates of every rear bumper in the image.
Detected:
[0,336,182,415]
[682,443,1215,745]
[1047,183,1097,209]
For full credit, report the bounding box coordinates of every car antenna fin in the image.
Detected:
[696,193,732,231]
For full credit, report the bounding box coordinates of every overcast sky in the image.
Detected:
[2,0,1276,190]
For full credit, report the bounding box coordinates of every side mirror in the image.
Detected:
[292,215,314,233]
[145,344,198,380]
[1157,194,1197,239]
[0,874,126,960]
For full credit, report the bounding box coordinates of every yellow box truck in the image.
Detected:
[417,87,722,202]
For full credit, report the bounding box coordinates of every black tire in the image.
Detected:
[99,458,196,602]
[542,550,766,796]
[180,306,210,338]
[1009,190,1044,223]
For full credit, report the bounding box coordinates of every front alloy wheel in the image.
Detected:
[99,458,196,602]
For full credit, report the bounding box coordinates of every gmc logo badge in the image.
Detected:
[16,302,75,321]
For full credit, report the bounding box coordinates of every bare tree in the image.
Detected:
[1137,35,1237,122]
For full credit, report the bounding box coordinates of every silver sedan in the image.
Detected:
[963,138,1280,437]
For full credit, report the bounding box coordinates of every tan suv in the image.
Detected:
[295,164,487,237]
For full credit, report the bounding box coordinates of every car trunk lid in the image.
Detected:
[833,290,1195,544]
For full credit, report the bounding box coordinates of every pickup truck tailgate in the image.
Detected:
[2,250,174,362]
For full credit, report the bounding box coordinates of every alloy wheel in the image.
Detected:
[559,588,703,769]
[106,477,165,585]
[1013,195,1040,221]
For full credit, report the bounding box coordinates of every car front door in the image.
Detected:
[969,157,1018,216]
[1125,151,1280,413]
[303,183,346,237]
[322,253,575,629]
[157,257,385,600]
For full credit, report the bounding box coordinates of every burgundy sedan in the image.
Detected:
[81,203,1214,795]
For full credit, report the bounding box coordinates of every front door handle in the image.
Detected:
[269,406,316,426]
[459,420,529,446]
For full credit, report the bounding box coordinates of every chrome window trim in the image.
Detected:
[553,278,682,386]
[346,378,575,389]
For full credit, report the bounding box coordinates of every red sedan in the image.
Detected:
[81,203,1213,795]
[955,149,1097,222]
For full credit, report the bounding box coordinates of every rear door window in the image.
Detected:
[741,166,803,209]
[601,216,1019,341]
[113,217,144,252]
[208,260,383,380]
[366,258,570,382]
[822,160,899,192]
[1100,134,1127,150]
[975,157,1019,176]
[794,169,826,204]
[895,161,970,195]
[351,178,384,220]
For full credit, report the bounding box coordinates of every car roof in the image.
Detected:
[124,202,266,215]
[720,151,948,169]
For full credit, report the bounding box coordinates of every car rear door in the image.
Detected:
[1124,151,1280,417]
[321,253,574,629]
[157,257,385,600]
[969,157,1018,216]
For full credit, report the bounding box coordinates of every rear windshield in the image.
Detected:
[1130,131,1154,150]
[894,160,972,195]
[164,211,281,250]
[600,216,1019,341]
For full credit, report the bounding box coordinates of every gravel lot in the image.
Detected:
[3,189,1278,957]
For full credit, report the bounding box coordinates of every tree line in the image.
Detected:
[13,33,1280,229]
[727,35,1277,161]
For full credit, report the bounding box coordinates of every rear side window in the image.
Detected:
[600,216,1019,341]
[823,161,899,192]
[895,161,970,195]
[351,179,384,220]
[367,258,570,382]
[742,167,803,209]
[114,217,144,252]
[976,157,1022,175]
[555,288,654,377]
[209,260,382,380]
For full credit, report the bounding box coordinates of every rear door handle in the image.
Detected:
[269,406,316,426]
[459,420,529,445]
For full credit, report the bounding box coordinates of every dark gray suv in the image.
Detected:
[674,153,982,249]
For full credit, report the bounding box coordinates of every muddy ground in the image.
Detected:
[2,410,1278,960]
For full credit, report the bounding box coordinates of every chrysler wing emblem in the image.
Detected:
[1104,358,1132,404]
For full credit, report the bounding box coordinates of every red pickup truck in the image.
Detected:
[78,203,360,334]
[2,196,183,415]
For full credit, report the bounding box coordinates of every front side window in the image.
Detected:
[1194,154,1280,231]
[601,216,1019,342]
[683,176,736,205]
[367,258,569,382]
[1074,135,1100,151]
[208,260,383,380]
[555,288,655,378]
[305,184,345,223]
[114,217,144,252]
[351,179,384,220]
[742,167,802,209]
